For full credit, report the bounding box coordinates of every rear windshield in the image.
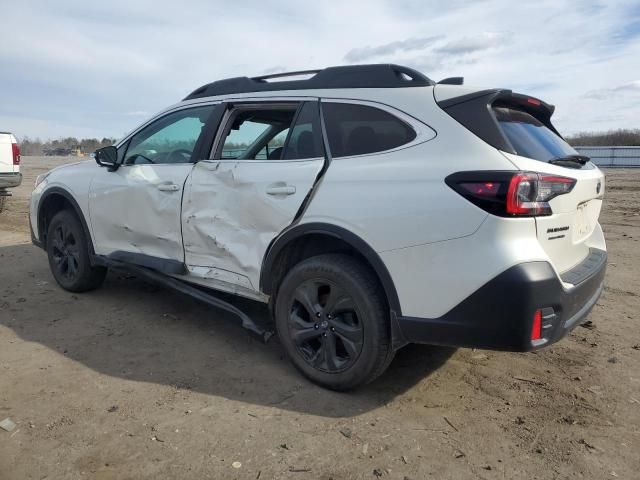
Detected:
[493,107,577,161]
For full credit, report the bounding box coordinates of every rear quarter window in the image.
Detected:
[322,103,416,158]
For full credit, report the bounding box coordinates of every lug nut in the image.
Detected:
[331,327,335,332]
[314,324,318,329]
[323,333,327,337]
[316,312,321,318]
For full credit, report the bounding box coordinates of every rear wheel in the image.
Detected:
[275,254,394,390]
[46,210,107,292]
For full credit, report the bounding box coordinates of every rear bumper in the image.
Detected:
[396,248,606,351]
[0,172,22,189]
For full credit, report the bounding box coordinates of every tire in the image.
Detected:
[275,254,394,391]
[46,210,107,292]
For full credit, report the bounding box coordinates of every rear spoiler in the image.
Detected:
[437,89,560,155]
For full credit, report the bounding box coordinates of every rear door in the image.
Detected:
[494,107,606,275]
[182,100,325,295]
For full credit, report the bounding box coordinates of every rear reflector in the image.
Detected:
[12,143,21,166]
[459,181,500,196]
[446,171,576,217]
[531,310,542,341]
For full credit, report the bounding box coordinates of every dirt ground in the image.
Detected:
[0,157,638,480]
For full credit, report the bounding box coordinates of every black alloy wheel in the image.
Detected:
[289,279,364,373]
[50,221,81,281]
[46,210,107,292]
[275,254,394,391]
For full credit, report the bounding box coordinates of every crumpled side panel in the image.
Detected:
[182,159,323,290]
[89,164,193,260]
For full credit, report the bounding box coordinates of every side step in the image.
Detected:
[99,257,274,342]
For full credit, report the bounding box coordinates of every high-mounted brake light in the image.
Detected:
[446,171,576,217]
[12,143,21,166]
[526,97,541,106]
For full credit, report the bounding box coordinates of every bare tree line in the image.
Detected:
[565,129,640,146]
[18,137,117,156]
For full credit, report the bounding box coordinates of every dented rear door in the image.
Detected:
[182,100,325,294]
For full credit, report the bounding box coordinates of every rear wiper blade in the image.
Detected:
[548,154,590,166]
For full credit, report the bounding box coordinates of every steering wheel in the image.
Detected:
[167,149,192,163]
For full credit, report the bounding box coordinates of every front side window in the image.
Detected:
[124,106,214,165]
[322,102,416,158]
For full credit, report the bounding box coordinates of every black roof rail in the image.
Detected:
[183,64,435,100]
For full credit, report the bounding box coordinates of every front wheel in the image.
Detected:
[275,254,394,391]
[46,210,107,292]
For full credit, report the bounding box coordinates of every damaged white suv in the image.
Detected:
[30,64,607,390]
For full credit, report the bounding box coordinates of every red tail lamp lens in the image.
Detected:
[12,143,21,165]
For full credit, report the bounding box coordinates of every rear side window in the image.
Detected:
[322,103,416,158]
[493,107,578,162]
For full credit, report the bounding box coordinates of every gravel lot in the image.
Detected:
[1,157,639,479]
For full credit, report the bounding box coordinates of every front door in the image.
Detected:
[89,104,217,268]
[182,101,325,295]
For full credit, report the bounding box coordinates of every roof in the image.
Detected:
[183,64,434,100]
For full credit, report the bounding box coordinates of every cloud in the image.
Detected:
[260,66,288,75]
[344,36,443,63]
[583,80,640,100]
[434,32,509,55]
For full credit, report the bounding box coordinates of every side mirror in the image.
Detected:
[94,146,119,171]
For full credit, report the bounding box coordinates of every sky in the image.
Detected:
[0,0,639,140]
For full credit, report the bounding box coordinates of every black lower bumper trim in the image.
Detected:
[396,250,606,352]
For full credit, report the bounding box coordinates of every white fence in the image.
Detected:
[575,146,640,167]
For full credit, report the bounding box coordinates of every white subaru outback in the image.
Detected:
[30,64,606,390]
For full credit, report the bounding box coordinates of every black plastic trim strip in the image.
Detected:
[560,248,607,285]
[289,100,330,222]
[37,187,96,256]
[192,103,226,162]
[107,251,187,275]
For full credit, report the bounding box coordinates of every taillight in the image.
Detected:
[446,171,575,217]
[12,143,21,166]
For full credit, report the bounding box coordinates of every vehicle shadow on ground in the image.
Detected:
[0,244,455,418]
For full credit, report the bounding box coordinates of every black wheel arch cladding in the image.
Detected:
[38,187,96,255]
[260,222,402,316]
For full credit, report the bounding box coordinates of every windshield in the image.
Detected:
[493,107,578,162]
